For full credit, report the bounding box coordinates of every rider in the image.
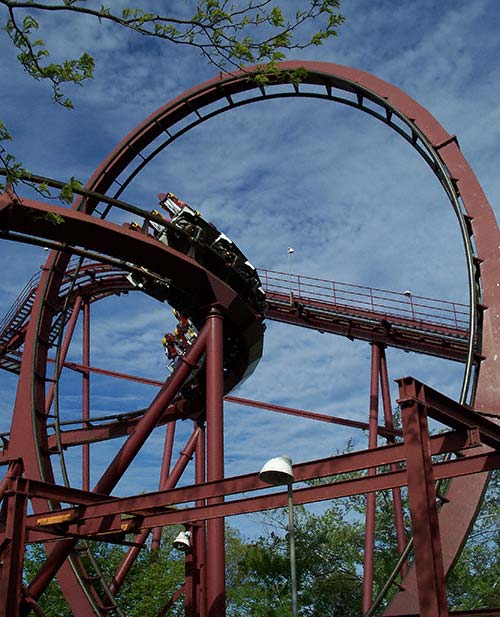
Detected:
[161,332,179,360]
[157,192,189,219]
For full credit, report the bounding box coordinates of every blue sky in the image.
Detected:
[1,1,499,535]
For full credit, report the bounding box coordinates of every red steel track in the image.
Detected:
[1,61,500,617]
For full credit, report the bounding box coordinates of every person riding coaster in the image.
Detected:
[162,308,199,375]
[125,191,264,395]
[150,192,266,314]
[158,192,190,218]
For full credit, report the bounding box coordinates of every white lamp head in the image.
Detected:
[259,456,294,486]
[172,530,191,552]
[403,290,412,297]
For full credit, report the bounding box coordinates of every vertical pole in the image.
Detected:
[196,422,207,617]
[184,526,196,617]
[0,471,28,617]
[288,484,298,617]
[399,378,449,617]
[379,348,407,575]
[205,308,225,617]
[45,295,83,414]
[151,421,176,550]
[362,343,380,614]
[82,297,90,492]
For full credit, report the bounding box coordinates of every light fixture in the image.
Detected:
[172,530,191,552]
[259,456,297,617]
[287,249,295,306]
[403,290,415,318]
[259,455,294,485]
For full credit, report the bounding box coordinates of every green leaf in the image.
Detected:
[270,7,285,27]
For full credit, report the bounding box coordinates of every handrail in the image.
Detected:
[0,271,40,341]
[262,269,469,332]
[0,258,123,347]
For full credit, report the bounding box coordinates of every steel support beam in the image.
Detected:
[23,429,471,533]
[151,421,176,550]
[25,446,499,541]
[82,297,90,491]
[401,382,448,617]
[397,377,500,450]
[108,427,199,595]
[205,309,225,617]
[156,585,185,617]
[380,348,408,574]
[184,527,196,617]
[363,343,380,613]
[45,295,83,415]
[195,423,207,617]
[25,430,497,544]
[0,471,28,617]
[27,326,208,601]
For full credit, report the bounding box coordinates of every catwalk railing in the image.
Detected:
[261,269,468,332]
[261,269,470,362]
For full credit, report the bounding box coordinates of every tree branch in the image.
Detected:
[0,1,344,192]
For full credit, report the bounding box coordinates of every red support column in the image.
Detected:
[0,469,28,617]
[399,378,449,617]
[185,525,197,617]
[196,422,207,617]
[379,348,408,575]
[151,421,177,550]
[362,343,380,613]
[82,297,90,492]
[205,309,225,617]
[45,295,83,414]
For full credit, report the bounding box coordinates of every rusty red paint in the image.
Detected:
[400,391,449,617]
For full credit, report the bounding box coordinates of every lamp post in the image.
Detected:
[287,247,294,305]
[259,456,297,617]
[403,290,415,319]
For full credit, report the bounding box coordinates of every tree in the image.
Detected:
[226,502,366,616]
[447,469,500,611]
[24,528,186,617]
[0,0,344,192]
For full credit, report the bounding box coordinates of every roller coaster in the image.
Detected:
[1,61,500,617]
